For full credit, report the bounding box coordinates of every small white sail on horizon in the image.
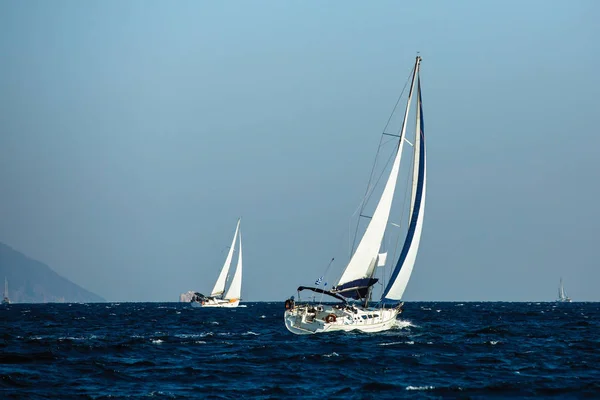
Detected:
[2,277,10,305]
[557,278,571,302]
[190,219,243,308]
[224,231,242,301]
[210,219,240,297]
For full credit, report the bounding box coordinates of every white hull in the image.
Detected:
[284,303,402,335]
[556,298,572,303]
[190,298,240,308]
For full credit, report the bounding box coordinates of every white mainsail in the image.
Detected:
[558,278,570,301]
[2,277,9,304]
[224,231,242,300]
[382,77,426,301]
[210,219,240,297]
[559,280,564,299]
[336,58,421,290]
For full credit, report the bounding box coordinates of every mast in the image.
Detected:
[382,57,427,302]
[334,56,421,301]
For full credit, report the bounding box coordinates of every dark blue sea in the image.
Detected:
[1,302,598,399]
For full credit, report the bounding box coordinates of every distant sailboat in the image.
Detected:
[2,277,10,305]
[284,56,426,334]
[190,219,243,308]
[557,278,571,302]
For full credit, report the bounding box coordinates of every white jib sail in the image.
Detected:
[224,230,242,300]
[337,62,420,287]
[383,84,426,300]
[210,219,240,297]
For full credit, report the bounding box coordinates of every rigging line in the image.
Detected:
[349,65,416,255]
[321,257,335,277]
[362,143,396,206]
[382,66,417,133]
[349,145,396,257]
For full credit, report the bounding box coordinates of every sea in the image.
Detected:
[1,302,598,399]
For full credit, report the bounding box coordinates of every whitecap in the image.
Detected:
[242,331,259,336]
[436,310,441,313]
[378,341,403,346]
[490,340,499,345]
[406,386,434,391]
[394,320,417,329]
[175,333,206,339]
[323,352,339,357]
[260,315,266,319]
[151,339,164,344]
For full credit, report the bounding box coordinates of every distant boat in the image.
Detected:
[284,56,426,334]
[2,277,10,304]
[557,278,572,302]
[190,219,242,308]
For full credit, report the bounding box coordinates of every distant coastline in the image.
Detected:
[0,242,105,303]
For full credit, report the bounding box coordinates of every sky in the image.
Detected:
[0,1,598,302]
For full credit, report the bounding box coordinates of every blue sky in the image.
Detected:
[0,1,598,301]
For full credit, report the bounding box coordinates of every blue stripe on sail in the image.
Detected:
[382,77,426,301]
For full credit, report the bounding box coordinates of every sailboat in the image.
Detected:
[2,277,10,305]
[190,219,243,308]
[284,56,426,334]
[557,278,572,302]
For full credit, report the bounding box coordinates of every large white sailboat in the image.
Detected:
[2,277,10,305]
[284,56,427,334]
[557,278,571,302]
[190,219,243,308]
